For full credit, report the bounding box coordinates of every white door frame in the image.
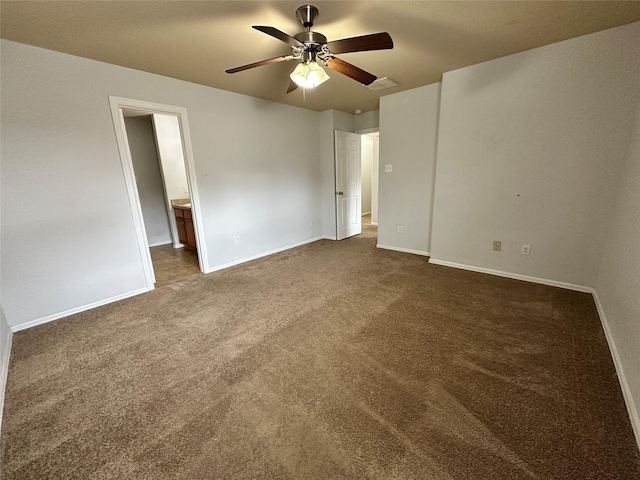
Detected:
[108,96,208,287]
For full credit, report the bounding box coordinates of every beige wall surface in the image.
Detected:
[431,23,639,288]
[378,83,441,255]
[0,39,322,329]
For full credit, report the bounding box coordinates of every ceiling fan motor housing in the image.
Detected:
[294,31,327,47]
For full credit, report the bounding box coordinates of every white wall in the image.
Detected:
[0,306,11,433]
[0,40,323,329]
[594,100,640,446]
[153,114,189,202]
[319,111,335,239]
[361,136,373,215]
[124,116,172,246]
[354,110,379,131]
[378,84,441,255]
[371,135,380,224]
[430,23,639,289]
[152,113,191,248]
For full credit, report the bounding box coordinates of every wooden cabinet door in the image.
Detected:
[174,208,188,245]
[184,217,196,249]
[174,206,196,250]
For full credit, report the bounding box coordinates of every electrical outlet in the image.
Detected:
[385,164,393,173]
[521,244,530,255]
[309,220,313,227]
[397,225,403,234]
[183,186,189,194]
[234,236,241,245]
[492,240,502,252]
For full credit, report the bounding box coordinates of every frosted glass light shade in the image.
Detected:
[290,61,330,88]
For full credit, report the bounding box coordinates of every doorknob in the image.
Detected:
[336,191,344,195]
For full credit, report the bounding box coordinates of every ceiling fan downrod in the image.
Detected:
[296,5,319,30]
[293,5,327,47]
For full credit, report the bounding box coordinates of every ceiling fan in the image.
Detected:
[225,5,393,93]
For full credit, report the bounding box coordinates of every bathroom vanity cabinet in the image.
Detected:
[173,205,196,250]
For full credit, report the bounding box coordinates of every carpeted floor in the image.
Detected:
[2,222,639,479]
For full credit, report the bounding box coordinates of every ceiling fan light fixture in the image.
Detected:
[227,5,394,96]
[290,61,330,89]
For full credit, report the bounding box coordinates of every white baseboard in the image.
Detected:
[377,244,430,257]
[427,258,592,293]
[323,235,337,241]
[10,236,326,331]
[148,239,173,247]
[0,328,12,434]
[10,286,154,332]
[591,289,640,451]
[204,237,324,273]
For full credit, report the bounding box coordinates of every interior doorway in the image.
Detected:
[333,128,380,241]
[356,128,379,244]
[108,97,208,288]
[359,130,379,226]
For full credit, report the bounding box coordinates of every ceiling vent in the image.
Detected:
[365,77,399,91]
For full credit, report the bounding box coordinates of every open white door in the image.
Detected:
[335,130,362,240]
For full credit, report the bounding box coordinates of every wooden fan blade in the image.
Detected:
[253,26,306,48]
[286,79,299,94]
[326,32,393,54]
[325,57,377,85]
[225,56,290,74]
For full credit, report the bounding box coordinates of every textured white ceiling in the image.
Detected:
[2,1,639,113]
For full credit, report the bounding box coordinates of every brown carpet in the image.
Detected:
[2,223,639,479]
